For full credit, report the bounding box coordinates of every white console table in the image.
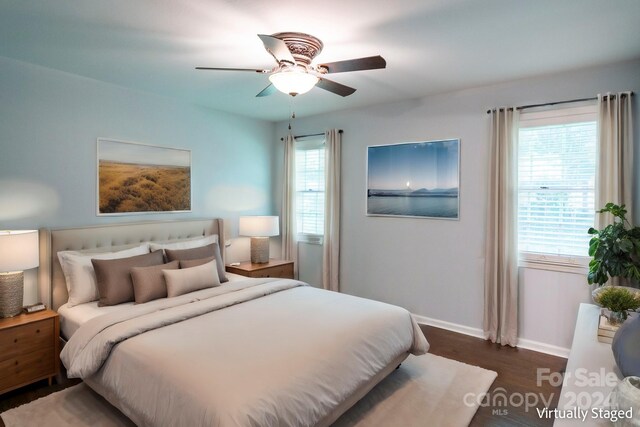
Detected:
[554,303,622,426]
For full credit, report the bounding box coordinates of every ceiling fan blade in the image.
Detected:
[318,55,386,74]
[195,67,267,73]
[256,84,277,97]
[316,77,356,97]
[257,34,296,65]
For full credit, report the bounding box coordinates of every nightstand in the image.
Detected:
[226,259,294,279]
[0,309,60,394]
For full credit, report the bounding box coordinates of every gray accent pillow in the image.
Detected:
[92,251,164,306]
[163,260,220,297]
[131,260,180,304]
[179,256,214,269]
[165,243,228,283]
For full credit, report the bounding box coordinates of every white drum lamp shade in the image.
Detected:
[239,216,279,263]
[0,230,39,317]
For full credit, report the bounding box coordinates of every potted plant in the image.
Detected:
[593,286,640,324]
[588,203,640,286]
[590,204,640,375]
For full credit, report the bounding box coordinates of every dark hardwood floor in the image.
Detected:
[421,325,567,426]
[0,326,566,427]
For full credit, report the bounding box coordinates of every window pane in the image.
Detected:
[517,119,596,257]
[296,146,325,236]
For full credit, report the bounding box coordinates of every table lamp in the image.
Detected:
[239,216,279,264]
[0,230,39,317]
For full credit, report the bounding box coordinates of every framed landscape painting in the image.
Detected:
[97,139,191,215]
[367,139,460,219]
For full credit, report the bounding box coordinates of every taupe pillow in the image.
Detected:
[165,243,214,261]
[58,244,150,307]
[179,256,214,269]
[92,251,164,306]
[163,261,220,297]
[165,243,228,283]
[131,260,180,304]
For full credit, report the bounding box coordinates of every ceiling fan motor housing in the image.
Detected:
[271,32,324,66]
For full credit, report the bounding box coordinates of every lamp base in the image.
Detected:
[250,237,270,264]
[0,272,24,318]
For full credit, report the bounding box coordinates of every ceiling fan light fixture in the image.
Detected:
[268,69,319,96]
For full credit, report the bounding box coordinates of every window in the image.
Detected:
[296,139,325,241]
[517,105,597,272]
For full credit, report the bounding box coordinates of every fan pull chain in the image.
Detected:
[288,97,296,132]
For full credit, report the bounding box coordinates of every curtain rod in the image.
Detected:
[280,129,343,141]
[486,92,634,114]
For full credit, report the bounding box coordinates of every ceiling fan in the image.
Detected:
[196,32,386,97]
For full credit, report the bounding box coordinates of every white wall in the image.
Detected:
[298,242,323,287]
[274,59,640,353]
[518,269,595,355]
[0,56,277,302]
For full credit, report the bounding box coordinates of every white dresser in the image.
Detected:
[554,303,623,426]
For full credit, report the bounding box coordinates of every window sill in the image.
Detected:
[297,234,324,245]
[519,254,589,275]
[519,260,588,275]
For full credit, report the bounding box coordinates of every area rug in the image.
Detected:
[1,354,496,427]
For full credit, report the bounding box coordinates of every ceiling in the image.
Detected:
[1,0,639,121]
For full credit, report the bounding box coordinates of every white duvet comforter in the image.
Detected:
[61,278,429,427]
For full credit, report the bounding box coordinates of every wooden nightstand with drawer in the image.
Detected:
[0,309,60,394]
[226,259,294,279]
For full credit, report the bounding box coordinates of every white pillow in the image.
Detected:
[163,260,220,298]
[149,234,218,253]
[58,244,150,307]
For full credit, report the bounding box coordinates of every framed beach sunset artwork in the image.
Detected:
[366,139,460,219]
[97,139,191,215]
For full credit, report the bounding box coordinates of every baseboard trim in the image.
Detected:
[411,314,485,339]
[516,338,569,358]
[412,313,570,359]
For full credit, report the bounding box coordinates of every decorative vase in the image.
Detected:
[612,314,640,377]
[610,376,640,427]
[606,309,630,325]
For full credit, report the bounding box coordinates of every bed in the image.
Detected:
[39,219,429,427]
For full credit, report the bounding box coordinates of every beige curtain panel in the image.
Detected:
[484,108,519,347]
[281,134,298,277]
[596,92,634,228]
[323,129,341,292]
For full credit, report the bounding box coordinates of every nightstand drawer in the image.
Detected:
[0,319,54,362]
[253,264,294,278]
[226,260,295,279]
[0,346,55,391]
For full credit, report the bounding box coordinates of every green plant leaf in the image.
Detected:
[628,265,640,282]
[587,203,640,286]
[619,239,633,253]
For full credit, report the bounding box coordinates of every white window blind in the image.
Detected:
[296,140,325,237]
[517,105,597,268]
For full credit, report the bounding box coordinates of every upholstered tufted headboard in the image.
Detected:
[38,219,225,311]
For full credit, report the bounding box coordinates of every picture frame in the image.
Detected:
[96,138,192,216]
[366,139,460,219]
